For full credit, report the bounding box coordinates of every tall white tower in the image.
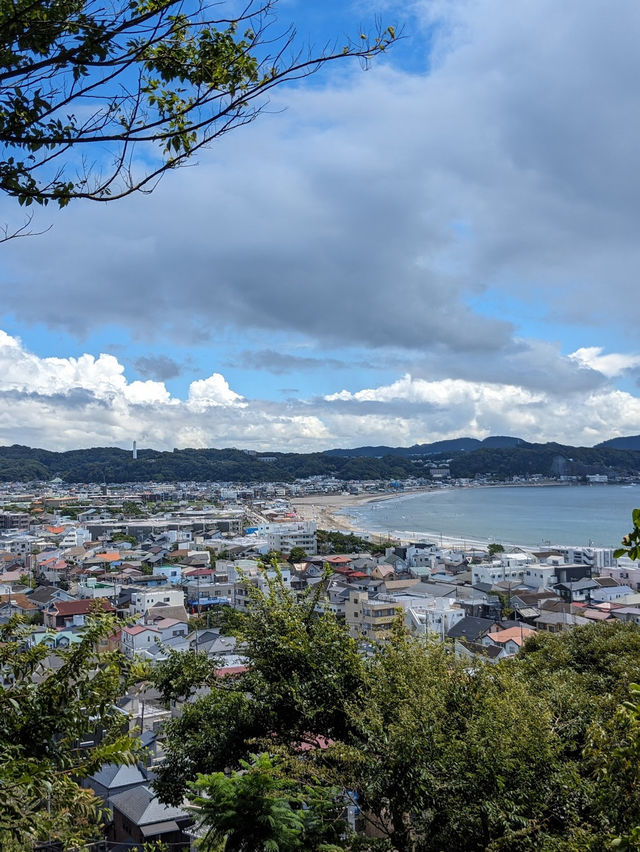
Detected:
[132,440,137,460]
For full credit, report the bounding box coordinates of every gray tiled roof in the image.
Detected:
[447,616,496,641]
[110,785,189,826]
[90,763,148,790]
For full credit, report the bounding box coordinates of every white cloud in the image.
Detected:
[0,333,639,453]
[569,347,640,378]
[1,0,640,418]
[188,374,245,409]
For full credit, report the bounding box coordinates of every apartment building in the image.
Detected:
[345,591,402,640]
[264,521,317,556]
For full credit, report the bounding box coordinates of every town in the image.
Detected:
[1,474,639,848]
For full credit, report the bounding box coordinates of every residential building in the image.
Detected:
[44,598,115,630]
[109,785,192,850]
[345,591,402,640]
[130,586,185,615]
[264,521,317,555]
[121,624,161,659]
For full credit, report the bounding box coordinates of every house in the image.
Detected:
[533,610,590,633]
[454,639,506,663]
[109,784,192,849]
[344,591,402,640]
[553,579,598,604]
[44,598,115,630]
[0,593,40,617]
[83,762,150,806]
[28,629,82,649]
[481,626,536,656]
[591,582,634,603]
[152,564,183,584]
[446,616,499,643]
[145,601,190,624]
[149,617,189,643]
[121,624,161,659]
[26,585,74,610]
[130,586,185,615]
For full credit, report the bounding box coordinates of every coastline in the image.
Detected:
[291,482,633,551]
[291,487,464,547]
[291,488,434,534]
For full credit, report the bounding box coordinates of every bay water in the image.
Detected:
[341,485,640,549]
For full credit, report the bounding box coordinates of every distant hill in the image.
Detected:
[324,436,524,458]
[596,435,640,451]
[1,436,639,484]
[0,444,428,484]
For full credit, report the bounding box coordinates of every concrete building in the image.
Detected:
[345,591,402,641]
[130,586,185,615]
[264,521,317,556]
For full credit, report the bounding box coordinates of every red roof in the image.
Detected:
[295,735,334,753]
[122,624,159,636]
[215,665,248,677]
[184,568,212,577]
[50,599,115,616]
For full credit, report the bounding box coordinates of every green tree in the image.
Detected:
[586,682,640,850]
[122,500,144,517]
[0,0,395,215]
[331,626,581,852]
[287,545,308,563]
[615,509,640,560]
[0,612,144,848]
[155,565,640,850]
[153,565,366,805]
[487,542,505,557]
[189,752,346,852]
[112,531,139,546]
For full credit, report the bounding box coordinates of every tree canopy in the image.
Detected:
[0,0,395,216]
[152,566,640,851]
[0,612,144,848]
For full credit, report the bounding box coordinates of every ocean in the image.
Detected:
[340,485,640,549]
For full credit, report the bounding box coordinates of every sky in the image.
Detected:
[1,0,640,453]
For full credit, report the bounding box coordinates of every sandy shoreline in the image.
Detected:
[290,487,553,551]
[291,488,438,542]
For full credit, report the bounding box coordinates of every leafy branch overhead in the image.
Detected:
[0,0,397,208]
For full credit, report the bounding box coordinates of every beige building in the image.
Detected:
[345,591,402,641]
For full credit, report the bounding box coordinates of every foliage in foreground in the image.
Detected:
[189,752,346,852]
[4,561,640,849]
[0,613,143,848]
[153,568,640,852]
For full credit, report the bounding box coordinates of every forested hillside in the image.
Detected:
[1,438,640,482]
[0,444,423,483]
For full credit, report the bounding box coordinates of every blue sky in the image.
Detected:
[1,0,640,452]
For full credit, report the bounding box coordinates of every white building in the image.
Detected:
[121,624,161,659]
[59,527,91,548]
[405,598,466,639]
[264,521,317,555]
[152,564,183,584]
[130,587,185,615]
[523,564,558,590]
[472,559,527,586]
[601,561,640,591]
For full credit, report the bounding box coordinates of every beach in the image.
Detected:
[291,488,437,541]
[291,484,633,551]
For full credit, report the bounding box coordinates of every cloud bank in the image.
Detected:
[0,332,639,453]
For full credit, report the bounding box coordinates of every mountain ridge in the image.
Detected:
[1,436,640,483]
